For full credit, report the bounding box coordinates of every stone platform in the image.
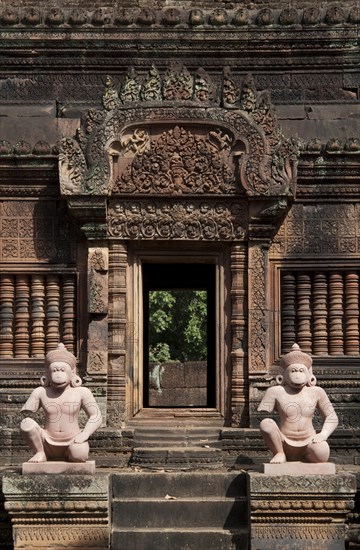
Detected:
[1,468,357,550]
[247,471,356,550]
[263,461,336,475]
[22,460,96,475]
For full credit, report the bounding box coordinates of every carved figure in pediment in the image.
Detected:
[162,64,193,101]
[112,125,236,195]
[103,75,121,111]
[120,128,150,156]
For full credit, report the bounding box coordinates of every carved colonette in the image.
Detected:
[59,64,298,426]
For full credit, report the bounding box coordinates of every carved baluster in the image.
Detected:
[281,272,296,354]
[45,274,60,353]
[62,275,76,354]
[0,275,15,357]
[344,272,359,355]
[15,275,30,357]
[313,272,328,355]
[230,244,248,426]
[329,272,344,355]
[30,275,45,357]
[296,273,312,353]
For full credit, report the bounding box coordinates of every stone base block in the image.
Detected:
[263,461,336,475]
[248,472,356,550]
[22,460,95,475]
[3,473,109,549]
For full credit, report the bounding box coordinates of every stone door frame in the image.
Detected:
[126,242,230,420]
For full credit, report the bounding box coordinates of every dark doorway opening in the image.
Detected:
[143,263,216,408]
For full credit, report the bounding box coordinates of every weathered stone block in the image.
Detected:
[248,472,356,550]
[2,473,110,549]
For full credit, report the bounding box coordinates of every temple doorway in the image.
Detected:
[142,263,216,408]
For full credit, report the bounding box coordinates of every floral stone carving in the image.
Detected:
[59,64,298,200]
[112,125,237,195]
[108,200,247,241]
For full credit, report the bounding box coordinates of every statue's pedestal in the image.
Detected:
[247,471,356,550]
[263,461,336,475]
[22,460,95,475]
[3,473,109,549]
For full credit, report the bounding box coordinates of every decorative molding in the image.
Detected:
[248,472,356,546]
[3,473,109,549]
[108,199,247,241]
[0,6,358,30]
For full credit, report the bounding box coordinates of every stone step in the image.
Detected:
[112,471,247,499]
[112,497,248,529]
[111,527,249,550]
[133,427,221,447]
[111,472,249,550]
[131,446,223,469]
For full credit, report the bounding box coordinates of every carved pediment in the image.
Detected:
[111,125,239,195]
[59,64,299,199]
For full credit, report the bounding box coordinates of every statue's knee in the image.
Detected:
[20,417,37,433]
[307,441,330,463]
[260,418,275,434]
[68,442,89,463]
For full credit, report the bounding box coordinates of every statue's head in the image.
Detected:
[277,343,316,389]
[41,343,82,388]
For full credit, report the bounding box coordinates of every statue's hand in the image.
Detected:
[312,433,327,444]
[73,432,88,444]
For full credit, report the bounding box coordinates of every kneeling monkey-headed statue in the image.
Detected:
[258,343,338,464]
[21,343,102,463]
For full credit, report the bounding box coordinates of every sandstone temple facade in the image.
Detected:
[0,1,359,548]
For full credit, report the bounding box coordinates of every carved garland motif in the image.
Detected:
[108,200,247,241]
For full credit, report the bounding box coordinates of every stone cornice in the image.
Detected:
[0,5,359,31]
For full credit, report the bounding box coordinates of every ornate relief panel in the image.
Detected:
[272,203,360,258]
[0,200,76,263]
[59,65,298,201]
[108,199,247,241]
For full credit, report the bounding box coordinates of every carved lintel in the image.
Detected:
[108,199,247,241]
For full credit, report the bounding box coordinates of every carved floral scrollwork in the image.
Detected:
[112,125,236,195]
[59,64,299,199]
[108,200,247,241]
